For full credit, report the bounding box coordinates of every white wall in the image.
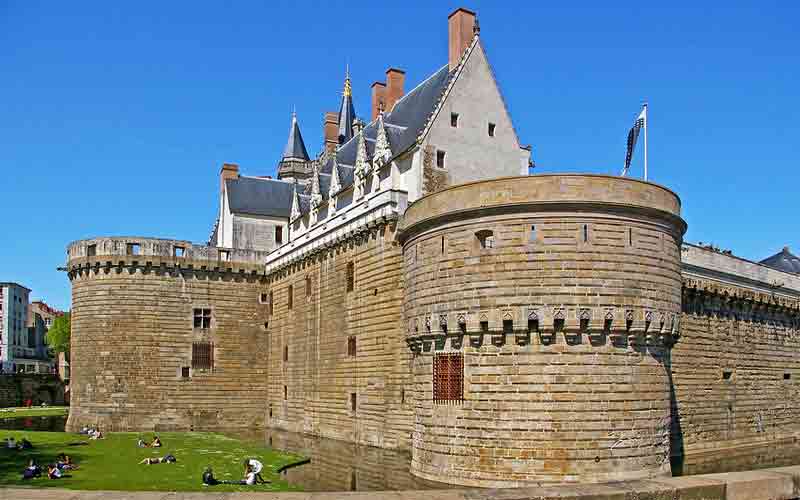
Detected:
[422,40,529,189]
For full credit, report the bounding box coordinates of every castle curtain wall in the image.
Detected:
[265,222,413,450]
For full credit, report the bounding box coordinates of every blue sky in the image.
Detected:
[2,1,798,310]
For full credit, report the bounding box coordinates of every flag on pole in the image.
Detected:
[622,106,647,177]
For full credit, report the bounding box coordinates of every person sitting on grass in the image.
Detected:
[22,459,41,480]
[89,429,104,440]
[243,458,269,484]
[137,438,147,448]
[47,464,62,479]
[139,454,177,465]
[203,465,257,485]
[17,438,33,450]
[56,453,78,470]
[150,435,162,448]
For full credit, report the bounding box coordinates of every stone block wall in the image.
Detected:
[65,237,270,432]
[398,175,687,487]
[265,222,413,450]
[671,278,800,457]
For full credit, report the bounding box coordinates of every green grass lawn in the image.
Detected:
[0,407,68,418]
[0,430,306,492]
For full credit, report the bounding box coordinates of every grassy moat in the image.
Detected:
[0,430,305,492]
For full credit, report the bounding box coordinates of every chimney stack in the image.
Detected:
[385,68,405,113]
[371,81,387,120]
[448,7,476,71]
[323,111,339,154]
[220,163,239,194]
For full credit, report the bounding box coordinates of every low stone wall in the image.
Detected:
[4,464,800,499]
[0,374,65,407]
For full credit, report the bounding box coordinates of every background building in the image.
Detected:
[0,282,31,373]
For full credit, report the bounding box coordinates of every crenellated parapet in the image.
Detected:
[64,236,271,282]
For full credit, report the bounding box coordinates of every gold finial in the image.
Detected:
[343,64,352,97]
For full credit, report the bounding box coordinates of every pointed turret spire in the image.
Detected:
[337,66,357,145]
[282,110,310,161]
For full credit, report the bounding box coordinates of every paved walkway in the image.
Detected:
[3,465,800,500]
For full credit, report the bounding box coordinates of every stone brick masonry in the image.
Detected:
[62,175,800,488]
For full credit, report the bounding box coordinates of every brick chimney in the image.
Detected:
[220,163,239,194]
[385,68,405,113]
[323,111,339,154]
[371,81,386,120]
[448,7,476,71]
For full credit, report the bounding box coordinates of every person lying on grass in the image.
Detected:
[139,454,177,465]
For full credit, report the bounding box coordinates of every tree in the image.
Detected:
[46,312,71,355]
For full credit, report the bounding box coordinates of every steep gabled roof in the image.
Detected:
[320,64,451,178]
[338,72,357,145]
[226,176,295,218]
[760,247,800,275]
[282,112,310,161]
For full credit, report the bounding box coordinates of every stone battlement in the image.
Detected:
[65,237,271,278]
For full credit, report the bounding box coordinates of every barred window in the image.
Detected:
[193,308,212,329]
[192,342,214,370]
[433,353,463,404]
[346,262,354,292]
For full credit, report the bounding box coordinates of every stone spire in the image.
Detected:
[282,110,310,161]
[337,66,357,145]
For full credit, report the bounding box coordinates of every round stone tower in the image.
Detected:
[63,237,270,432]
[398,174,686,487]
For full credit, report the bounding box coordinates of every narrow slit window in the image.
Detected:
[284,385,287,400]
[346,262,355,292]
[433,353,464,404]
[350,393,357,412]
[283,345,288,362]
[450,112,459,127]
[628,228,633,246]
[583,224,589,243]
[306,275,312,297]
[288,285,293,310]
[441,235,445,254]
[529,225,537,242]
[436,150,446,169]
[488,122,496,137]
[347,336,356,357]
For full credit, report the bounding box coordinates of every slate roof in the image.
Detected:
[282,113,310,161]
[338,92,356,145]
[226,176,295,218]
[321,64,451,176]
[760,247,800,275]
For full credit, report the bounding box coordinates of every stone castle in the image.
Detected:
[63,8,800,488]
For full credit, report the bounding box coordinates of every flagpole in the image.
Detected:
[643,103,648,181]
